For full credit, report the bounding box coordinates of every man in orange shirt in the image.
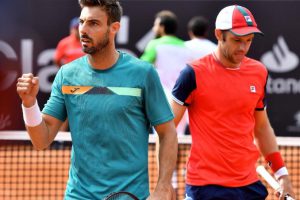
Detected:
[171,5,295,200]
[54,17,85,67]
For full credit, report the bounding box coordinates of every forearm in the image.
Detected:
[254,110,280,156]
[254,111,292,182]
[170,100,186,127]
[22,102,60,150]
[255,125,279,156]
[156,131,178,187]
[26,119,53,150]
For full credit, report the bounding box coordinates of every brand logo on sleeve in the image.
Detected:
[70,87,80,93]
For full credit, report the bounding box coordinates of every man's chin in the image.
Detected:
[82,47,96,55]
[233,55,245,64]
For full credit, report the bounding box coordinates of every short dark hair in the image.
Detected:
[156,10,178,34]
[187,16,209,37]
[78,0,123,25]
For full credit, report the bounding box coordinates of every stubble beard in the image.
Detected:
[82,30,110,55]
[222,47,240,65]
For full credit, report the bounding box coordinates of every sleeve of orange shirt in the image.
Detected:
[54,38,67,67]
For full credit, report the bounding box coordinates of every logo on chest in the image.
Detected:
[250,85,256,93]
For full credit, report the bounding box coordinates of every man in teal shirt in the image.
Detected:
[16,1,178,199]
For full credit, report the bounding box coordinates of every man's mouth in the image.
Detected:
[81,38,90,43]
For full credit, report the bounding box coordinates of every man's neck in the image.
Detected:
[87,48,119,70]
[193,36,206,40]
[214,49,241,69]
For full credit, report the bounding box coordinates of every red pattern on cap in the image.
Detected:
[230,5,263,36]
[232,6,257,29]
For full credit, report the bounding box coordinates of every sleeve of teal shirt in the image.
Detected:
[140,40,157,63]
[42,68,67,122]
[143,66,174,126]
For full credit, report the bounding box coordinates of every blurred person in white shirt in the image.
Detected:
[185,16,217,60]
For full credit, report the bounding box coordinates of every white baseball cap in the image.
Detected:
[215,5,263,36]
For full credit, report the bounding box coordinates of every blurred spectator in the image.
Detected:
[140,10,192,135]
[54,17,85,67]
[185,16,217,60]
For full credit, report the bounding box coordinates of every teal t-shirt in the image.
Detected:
[42,52,174,200]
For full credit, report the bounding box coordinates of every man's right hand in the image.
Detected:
[16,73,39,107]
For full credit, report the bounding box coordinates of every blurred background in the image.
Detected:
[1,0,300,136]
[0,1,299,199]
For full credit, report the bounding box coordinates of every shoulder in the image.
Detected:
[146,38,161,48]
[243,57,268,74]
[151,36,184,46]
[205,40,218,50]
[173,64,197,89]
[120,52,162,85]
[171,36,185,44]
[163,36,185,46]
[179,64,196,77]
[122,52,152,66]
[189,54,214,69]
[184,39,195,47]
[121,52,155,73]
[185,38,217,49]
[184,39,192,44]
[242,57,268,84]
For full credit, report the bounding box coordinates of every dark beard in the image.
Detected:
[82,30,110,55]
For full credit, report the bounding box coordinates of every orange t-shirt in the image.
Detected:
[54,34,85,66]
[172,54,268,187]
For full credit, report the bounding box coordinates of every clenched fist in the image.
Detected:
[16,73,39,107]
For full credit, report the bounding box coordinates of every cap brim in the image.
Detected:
[230,27,264,36]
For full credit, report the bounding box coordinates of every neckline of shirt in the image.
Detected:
[212,52,241,71]
[85,51,123,73]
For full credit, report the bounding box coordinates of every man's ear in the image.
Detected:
[110,22,120,34]
[159,25,165,35]
[188,31,194,39]
[215,29,222,41]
